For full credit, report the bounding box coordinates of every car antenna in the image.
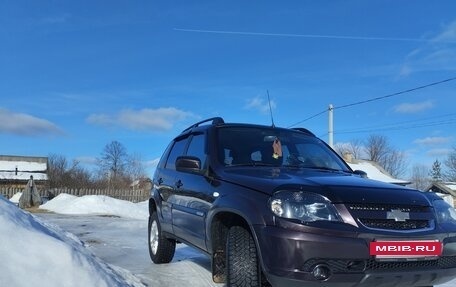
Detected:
[267,90,275,128]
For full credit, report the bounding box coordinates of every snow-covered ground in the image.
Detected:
[0,194,144,287]
[2,193,456,287]
[3,193,222,287]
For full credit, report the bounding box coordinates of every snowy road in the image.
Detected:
[36,213,456,287]
[36,213,223,287]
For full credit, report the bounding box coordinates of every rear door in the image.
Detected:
[171,132,213,250]
[155,136,189,231]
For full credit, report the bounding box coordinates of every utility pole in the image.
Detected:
[328,104,334,148]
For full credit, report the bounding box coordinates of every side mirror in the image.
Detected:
[176,156,201,174]
[353,170,368,178]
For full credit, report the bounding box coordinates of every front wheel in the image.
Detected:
[226,225,261,287]
[148,211,176,263]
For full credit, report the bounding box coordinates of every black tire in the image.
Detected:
[148,211,176,264]
[226,225,261,287]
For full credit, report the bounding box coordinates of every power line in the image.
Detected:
[334,76,456,110]
[336,112,456,134]
[337,118,456,135]
[315,115,456,138]
[287,109,327,128]
[288,76,456,127]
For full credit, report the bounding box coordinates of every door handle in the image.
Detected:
[175,180,183,188]
[157,178,163,185]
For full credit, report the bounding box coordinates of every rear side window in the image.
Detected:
[157,142,173,169]
[165,138,188,170]
[186,133,207,168]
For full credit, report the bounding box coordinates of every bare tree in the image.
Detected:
[127,153,147,181]
[444,147,456,181]
[364,135,390,163]
[97,141,129,189]
[409,164,430,191]
[382,150,408,178]
[48,154,94,189]
[364,134,408,178]
[334,139,364,159]
[48,154,68,188]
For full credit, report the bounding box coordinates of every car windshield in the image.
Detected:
[216,126,351,172]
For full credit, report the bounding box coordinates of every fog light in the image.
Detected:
[312,264,331,281]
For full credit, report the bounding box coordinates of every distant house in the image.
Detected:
[425,182,456,207]
[342,153,411,186]
[130,177,152,191]
[0,155,48,189]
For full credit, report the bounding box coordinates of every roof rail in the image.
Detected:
[291,127,316,137]
[181,117,225,133]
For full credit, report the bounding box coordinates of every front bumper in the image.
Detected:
[266,267,456,287]
[254,224,456,287]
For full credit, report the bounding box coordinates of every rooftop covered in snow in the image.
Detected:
[0,155,48,181]
[343,153,410,186]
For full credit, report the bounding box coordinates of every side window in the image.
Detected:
[165,138,188,170]
[186,133,206,168]
[157,142,173,169]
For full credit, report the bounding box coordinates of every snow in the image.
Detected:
[0,194,144,287]
[9,191,22,203]
[40,194,148,220]
[443,182,456,191]
[2,193,455,287]
[347,160,410,184]
[0,158,48,180]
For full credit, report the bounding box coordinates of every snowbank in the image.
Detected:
[0,195,144,287]
[40,194,148,220]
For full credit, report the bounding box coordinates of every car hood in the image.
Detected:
[220,167,430,206]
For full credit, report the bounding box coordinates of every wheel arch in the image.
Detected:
[149,197,157,216]
[209,209,266,284]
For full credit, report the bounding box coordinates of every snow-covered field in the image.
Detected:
[2,193,456,287]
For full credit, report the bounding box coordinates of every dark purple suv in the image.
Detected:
[148,117,456,287]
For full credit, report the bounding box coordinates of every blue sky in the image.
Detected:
[1,1,456,176]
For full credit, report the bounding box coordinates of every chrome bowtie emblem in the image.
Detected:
[387,209,410,222]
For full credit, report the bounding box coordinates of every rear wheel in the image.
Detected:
[148,211,175,263]
[226,225,261,287]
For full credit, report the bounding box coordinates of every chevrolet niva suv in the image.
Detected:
[148,117,456,287]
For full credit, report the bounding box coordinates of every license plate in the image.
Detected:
[369,240,442,259]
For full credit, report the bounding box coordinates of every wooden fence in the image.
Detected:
[0,187,150,203]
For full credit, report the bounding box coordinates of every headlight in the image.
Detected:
[434,199,456,223]
[269,191,341,222]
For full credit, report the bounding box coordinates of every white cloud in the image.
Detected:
[87,107,196,132]
[434,21,456,42]
[244,96,276,114]
[393,100,434,113]
[414,136,452,146]
[0,108,63,136]
[399,20,456,76]
[426,148,453,157]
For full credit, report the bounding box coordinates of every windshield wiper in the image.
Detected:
[305,166,347,173]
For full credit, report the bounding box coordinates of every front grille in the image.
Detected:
[347,204,434,231]
[366,256,456,271]
[302,257,456,273]
[348,204,428,213]
[359,218,430,230]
